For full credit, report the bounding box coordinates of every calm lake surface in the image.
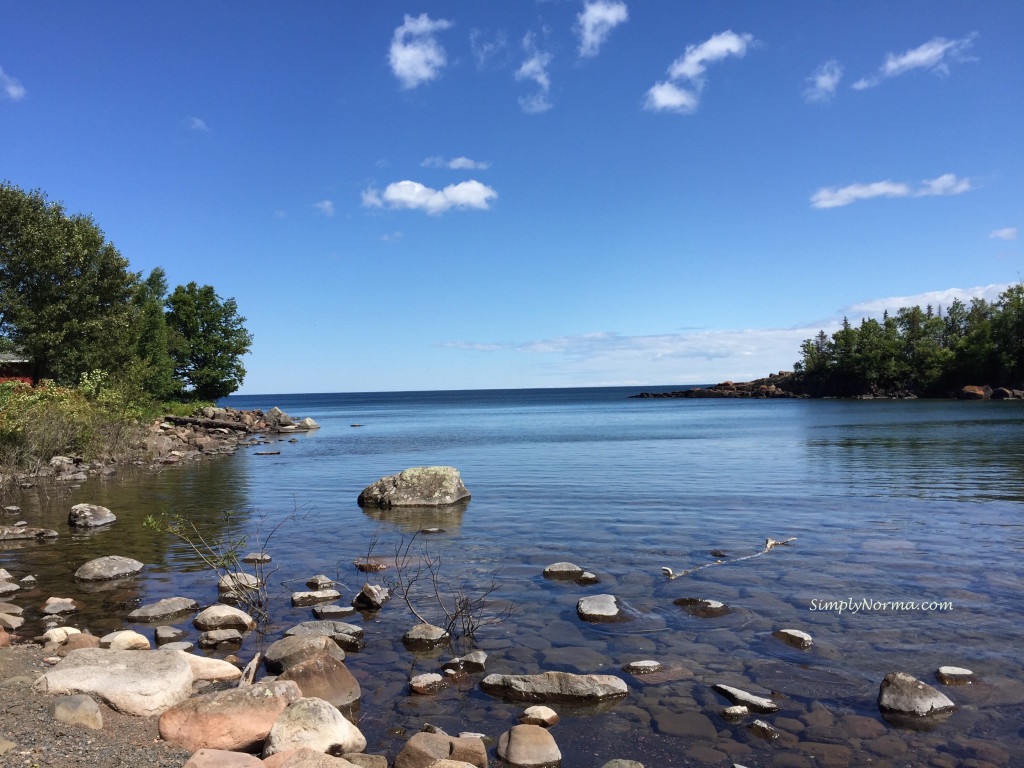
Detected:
[3,387,1024,766]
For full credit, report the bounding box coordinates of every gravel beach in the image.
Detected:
[0,643,193,768]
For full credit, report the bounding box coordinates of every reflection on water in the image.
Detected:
[1,390,1023,766]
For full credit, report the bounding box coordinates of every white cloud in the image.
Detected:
[843,284,1010,319]
[811,174,971,209]
[516,33,553,113]
[0,66,26,100]
[803,60,842,103]
[645,30,754,114]
[313,200,335,217]
[389,13,454,89]
[853,34,976,90]
[989,227,1018,241]
[470,29,508,69]
[186,116,208,131]
[577,1,629,58]
[361,179,497,215]
[422,155,491,170]
[644,81,698,114]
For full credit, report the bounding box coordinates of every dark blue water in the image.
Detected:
[4,387,1024,766]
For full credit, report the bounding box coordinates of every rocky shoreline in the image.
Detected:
[1,406,319,498]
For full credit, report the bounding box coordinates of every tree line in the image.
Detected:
[793,284,1024,397]
[0,182,252,402]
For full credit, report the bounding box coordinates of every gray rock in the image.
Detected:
[198,629,243,649]
[68,503,116,528]
[674,597,730,618]
[161,641,195,652]
[100,630,151,650]
[0,581,19,596]
[0,602,23,616]
[712,684,780,713]
[393,732,487,768]
[242,552,271,564]
[443,650,487,673]
[773,628,813,649]
[749,719,780,741]
[497,724,561,768]
[600,762,644,768]
[878,671,956,718]
[410,673,447,695]
[480,671,628,704]
[217,572,260,592]
[155,626,185,645]
[0,613,24,631]
[74,555,144,582]
[34,648,193,716]
[128,596,199,622]
[263,696,366,757]
[936,666,975,685]
[357,466,471,508]
[49,694,103,730]
[576,594,624,622]
[193,604,256,631]
[352,583,390,611]
[0,525,58,541]
[622,660,662,676]
[292,589,341,607]
[284,620,365,652]
[542,562,583,580]
[402,623,450,651]
[720,705,749,722]
[265,634,347,674]
[41,597,78,615]
[313,604,357,620]
[306,574,334,589]
[519,705,559,727]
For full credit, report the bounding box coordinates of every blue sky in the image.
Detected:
[2,2,1021,393]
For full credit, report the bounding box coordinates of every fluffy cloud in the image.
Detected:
[362,179,497,215]
[185,116,208,131]
[422,155,491,170]
[645,30,754,114]
[0,66,26,100]
[389,13,454,89]
[803,60,842,103]
[989,227,1018,241]
[811,174,971,209]
[577,1,628,58]
[516,33,553,113]
[843,284,1010,319]
[313,200,335,217]
[853,34,976,90]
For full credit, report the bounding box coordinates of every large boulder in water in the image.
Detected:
[357,466,470,508]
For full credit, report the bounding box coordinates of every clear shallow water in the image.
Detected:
[3,387,1024,766]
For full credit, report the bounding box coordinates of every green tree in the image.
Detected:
[165,282,253,400]
[992,283,1024,385]
[133,268,176,398]
[0,182,138,385]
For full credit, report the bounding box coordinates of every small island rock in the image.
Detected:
[357,466,470,508]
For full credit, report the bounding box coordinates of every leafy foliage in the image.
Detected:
[794,285,1024,396]
[166,282,253,401]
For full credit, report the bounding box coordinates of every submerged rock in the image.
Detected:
[357,466,471,508]
[402,623,450,651]
[128,596,199,622]
[74,555,144,581]
[936,666,975,685]
[712,683,780,713]
[0,525,58,541]
[576,594,625,622]
[481,671,628,704]
[773,628,813,650]
[674,597,730,618]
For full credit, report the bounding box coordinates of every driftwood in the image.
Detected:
[662,537,796,580]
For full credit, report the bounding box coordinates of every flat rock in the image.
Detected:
[773,628,813,649]
[622,660,662,676]
[263,749,362,768]
[306,575,333,589]
[497,724,561,768]
[357,466,471,508]
[193,604,256,631]
[183,749,264,768]
[278,651,361,707]
[242,552,271,564]
[266,634,347,674]
[34,648,193,716]
[543,562,583,580]
[720,705,749,722]
[263,696,366,757]
[57,634,101,656]
[217,572,261,592]
[410,672,447,695]
[313,604,357,620]
[128,596,199,622]
[292,589,341,607]
[0,581,19,596]
[0,525,58,541]
[41,597,78,615]
[352,583,390,610]
[74,555,144,582]
[198,629,244,649]
[936,666,975,685]
[68,503,116,528]
[481,671,628,704]
[0,601,22,616]
[393,732,487,768]
[576,594,624,622]
[877,671,956,719]
[402,623,450,651]
[674,597,730,618]
[443,650,487,673]
[712,683,780,713]
[155,626,185,645]
[159,679,302,752]
[0,613,23,631]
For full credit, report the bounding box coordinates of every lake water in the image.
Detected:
[3,387,1023,766]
